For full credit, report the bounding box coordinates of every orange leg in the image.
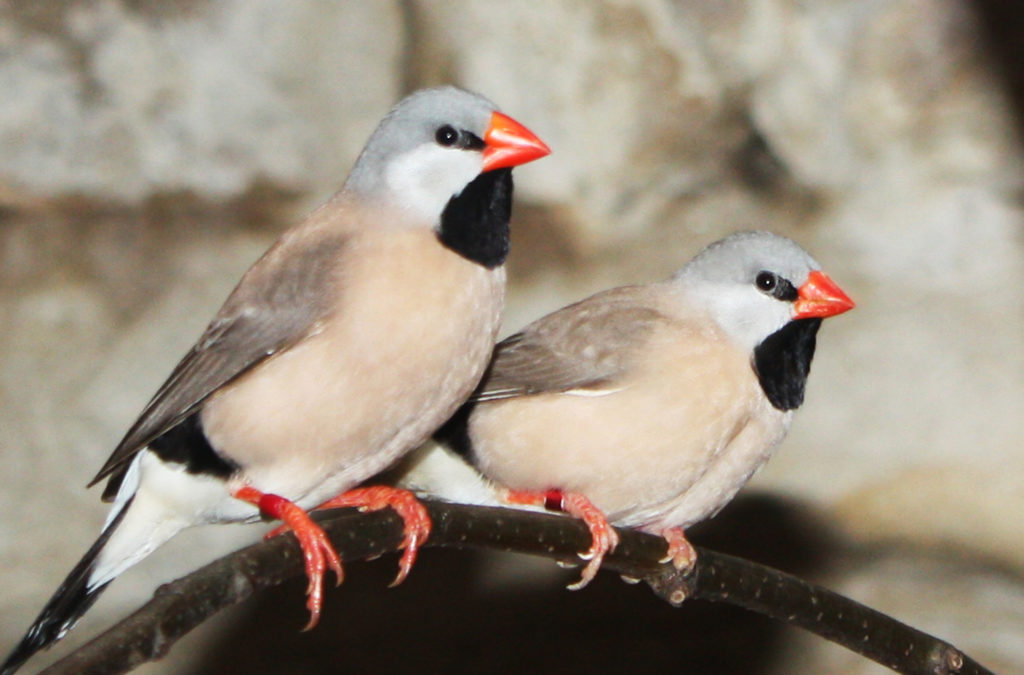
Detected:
[269,486,431,587]
[661,526,698,571]
[507,489,619,590]
[233,485,343,631]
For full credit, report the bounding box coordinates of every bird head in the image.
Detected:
[345,86,549,222]
[675,231,855,354]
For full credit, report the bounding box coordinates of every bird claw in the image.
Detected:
[232,486,344,630]
[389,525,425,588]
[297,531,344,631]
[504,489,618,589]
[660,527,697,571]
[314,486,432,587]
[567,545,607,591]
[282,510,344,631]
[558,492,618,590]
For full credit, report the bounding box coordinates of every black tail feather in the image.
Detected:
[0,498,132,675]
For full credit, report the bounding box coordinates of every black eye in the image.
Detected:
[435,125,458,147]
[756,271,777,292]
[756,271,799,301]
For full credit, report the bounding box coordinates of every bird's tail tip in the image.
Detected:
[0,579,108,675]
[0,498,131,674]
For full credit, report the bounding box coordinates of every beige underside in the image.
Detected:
[201,223,504,509]
[469,290,790,533]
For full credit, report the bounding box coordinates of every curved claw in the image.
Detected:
[507,489,618,590]
[661,526,697,571]
[297,522,344,631]
[312,486,432,587]
[563,493,618,590]
[232,485,345,631]
[388,499,431,587]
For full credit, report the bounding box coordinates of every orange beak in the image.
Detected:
[793,270,855,319]
[482,111,551,172]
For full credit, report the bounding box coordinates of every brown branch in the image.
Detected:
[41,502,993,675]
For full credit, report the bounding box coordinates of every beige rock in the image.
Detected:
[0,0,404,202]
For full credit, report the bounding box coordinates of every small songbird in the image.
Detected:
[1,86,549,674]
[435,231,854,588]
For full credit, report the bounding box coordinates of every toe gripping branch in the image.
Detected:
[236,485,433,630]
[506,489,620,590]
[232,485,343,631]
[311,486,432,587]
[661,526,697,572]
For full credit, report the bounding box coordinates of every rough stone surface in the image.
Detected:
[0,0,404,202]
[1,0,1022,671]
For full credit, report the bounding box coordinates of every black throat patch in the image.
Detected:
[752,318,822,411]
[438,168,513,268]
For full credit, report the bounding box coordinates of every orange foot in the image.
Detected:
[233,485,343,631]
[661,526,698,571]
[507,489,619,590]
[271,486,432,587]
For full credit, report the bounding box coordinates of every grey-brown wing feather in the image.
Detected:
[473,286,668,402]
[89,233,346,491]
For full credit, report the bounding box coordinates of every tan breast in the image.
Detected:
[202,225,504,506]
[470,305,788,531]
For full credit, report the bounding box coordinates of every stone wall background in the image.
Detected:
[2,1,1023,672]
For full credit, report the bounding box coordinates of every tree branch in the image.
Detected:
[41,501,992,675]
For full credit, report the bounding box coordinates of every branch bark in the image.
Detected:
[41,501,993,675]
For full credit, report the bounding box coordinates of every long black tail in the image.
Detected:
[0,498,132,675]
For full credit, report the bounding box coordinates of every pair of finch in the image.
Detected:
[2,86,853,674]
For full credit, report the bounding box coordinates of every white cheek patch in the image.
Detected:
[386,145,483,221]
[703,285,793,353]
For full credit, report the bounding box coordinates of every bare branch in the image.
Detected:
[41,502,992,675]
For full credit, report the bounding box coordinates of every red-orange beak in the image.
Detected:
[793,270,855,319]
[482,111,551,172]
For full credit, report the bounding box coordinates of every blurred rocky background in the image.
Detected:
[2,1,1023,672]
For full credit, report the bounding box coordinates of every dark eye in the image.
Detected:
[756,271,799,301]
[756,271,777,292]
[435,125,458,147]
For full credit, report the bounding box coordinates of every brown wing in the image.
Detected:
[474,286,668,402]
[90,233,346,494]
